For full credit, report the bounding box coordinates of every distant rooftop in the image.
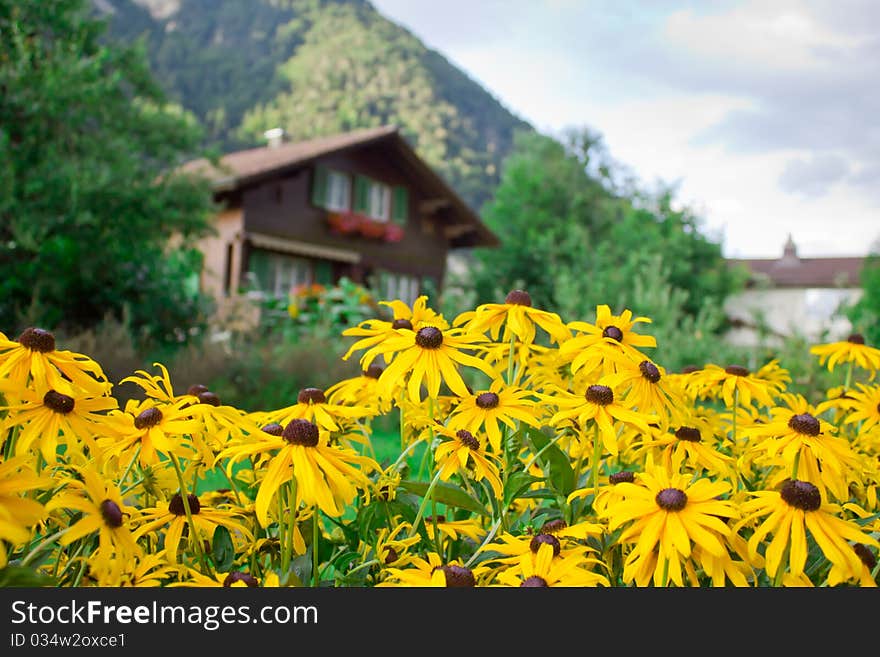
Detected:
[728,234,865,288]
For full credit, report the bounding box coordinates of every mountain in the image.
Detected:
[95,0,534,212]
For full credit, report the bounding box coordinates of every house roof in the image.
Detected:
[728,235,865,288]
[181,125,499,249]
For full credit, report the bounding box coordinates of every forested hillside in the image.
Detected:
[98,0,533,211]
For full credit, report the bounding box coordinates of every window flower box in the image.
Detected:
[383,223,404,243]
[357,217,389,239]
[326,210,362,235]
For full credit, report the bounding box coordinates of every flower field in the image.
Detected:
[1,291,879,588]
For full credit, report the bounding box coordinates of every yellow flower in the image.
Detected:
[433,425,503,498]
[259,386,377,434]
[601,355,688,429]
[842,383,880,433]
[0,456,51,568]
[689,363,784,409]
[367,325,499,403]
[810,332,880,376]
[218,418,378,525]
[447,380,542,453]
[737,479,880,584]
[134,493,254,563]
[545,382,655,457]
[172,568,280,587]
[453,289,571,347]
[378,551,486,587]
[0,327,111,396]
[493,541,610,587]
[601,463,739,587]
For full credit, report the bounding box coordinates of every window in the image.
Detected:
[326,170,351,211]
[377,271,419,306]
[247,250,312,298]
[354,175,392,222]
[311,166,351,211]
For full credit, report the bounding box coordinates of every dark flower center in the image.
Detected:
[197,391,221,406]
[415,326,443,349]
[609,471,635,484]
[425,515,446,523]
[529,533,561,557]
[261,422,285,436]
[391,318,414,330]
[779,479,821,511]
[43,390,75,414]
[100,500,124,528]
[680,365,699,374]
[297,387,326,404]
[475,392,500,409]
[436,565,475,587]
[282,419,320,446]
[169,493,201,516]
[17,327,56,353]
[674,427,702,443]
[847,333,865,345]
[853,543,877,570]
[724,365,750,377]
[134,407,163,430]
[655,488,688,511]
[521,575,549,587]
[363,364,383,379]
[540,519,567,534]
[383,547,399,565]
[187,384,209,396]
[639,360,661,383]
[787,413,820,437]
[223,572,259,587]
[585,384,614,406]
[505,289,532,307]
[602,325,624,342]
[456,429,480,450]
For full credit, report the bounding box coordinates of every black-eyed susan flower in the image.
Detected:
[261,386,377,434]
[453,289,571,347]
[172,568,280,587]
[558,304,657,377]
[601,356,688,428]
[433,426,503,498]
[690,363,784,410]
[134,493,254,564]
[325,364,390,413]
[424,515,488,545]
[810,332,880,379]
[842,383,880,433]
[377,551,485,587]
[99,398,202,467]
[545,382,655,457]
[447,380,542,453]
[91,550,180,587]
[46,465,142,576]
[601,463,739,587]
[492,540,610,587]
[341,295,449,365]
[741,393,863,502]
[218,418,379,525]
[630,423,736,483]
[0,328,110,396]
[737,479,880,585]
[0,456,51,568]
[0,380,118,463]
[366,325,499,403]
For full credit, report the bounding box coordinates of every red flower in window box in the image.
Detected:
[383,223,404,243]
[326,210,362,235]
[357,217,388,239]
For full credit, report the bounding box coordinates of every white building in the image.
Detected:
[724,236,865,347]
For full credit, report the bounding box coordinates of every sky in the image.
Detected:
[371,0,880,259]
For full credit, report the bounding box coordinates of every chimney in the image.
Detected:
[264,127,285,149]
[781,233,799,264]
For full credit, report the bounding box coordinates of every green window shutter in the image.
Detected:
[314,259,333,285]
[246,249,271,293]
[311,166,329,208]
[353,175,370,213]
[392,186,408,226]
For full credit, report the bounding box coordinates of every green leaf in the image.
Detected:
[399,479,489,516]
[211,525,236,571]
[525,427,575,497]
[503,471,542,505]
[0,566,57,587]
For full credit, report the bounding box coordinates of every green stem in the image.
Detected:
[463,515,504,568]
[592,425,603,498]
[409,467,444,539]
[117,445,142,490]
[399,392,407,452]
[20,528,71,567]
[732,387,739,446]
[522,432,566,472]
[170,454,213,577]
[792,450,801,481]
[773,543,790,587]
[506,333,516,387]
[345,558,380,578]
[660,556,669,588]
[390,437,421,472]
[312,508,320,588]
[844,360,854,392]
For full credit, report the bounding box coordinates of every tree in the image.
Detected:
[0,0,215,349]
[846,251,880,347]
[465,127,745,336]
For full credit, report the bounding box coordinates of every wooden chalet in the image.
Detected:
[182,125,499,307]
